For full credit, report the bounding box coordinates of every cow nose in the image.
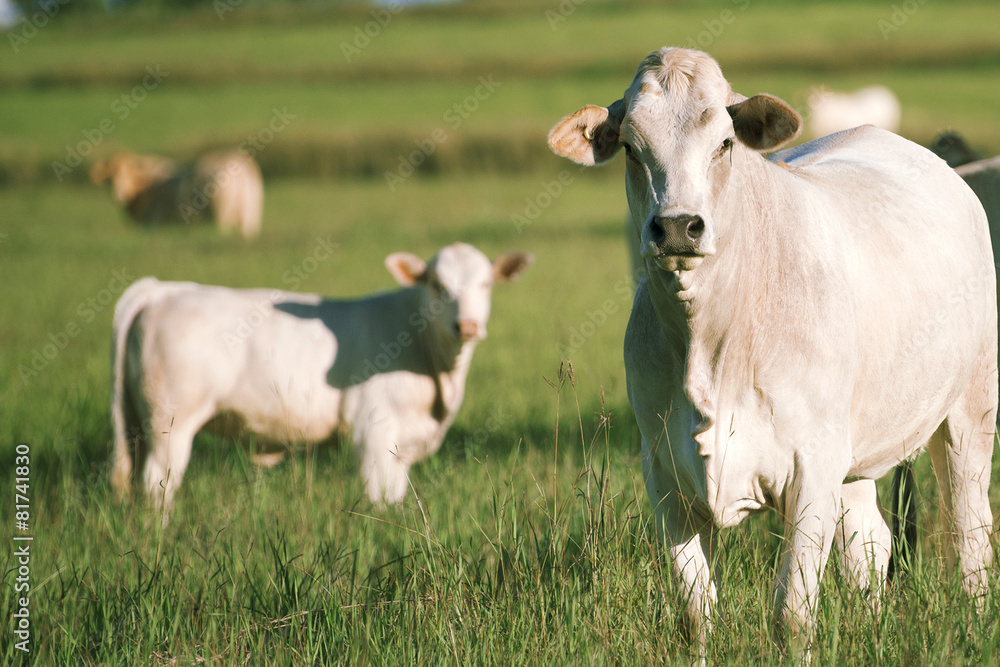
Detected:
[649,214,710,256]
[455,320,479,340]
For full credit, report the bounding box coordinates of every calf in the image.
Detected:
[110,243,532,511]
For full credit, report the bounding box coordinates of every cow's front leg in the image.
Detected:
[647,470,716,657]
[772,473,841,657]
[667,526,717,654]
[355,422,411,505]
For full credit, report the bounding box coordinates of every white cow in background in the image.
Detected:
[806,85,901,138]
[548,47,995,656]
[110,243,532,513]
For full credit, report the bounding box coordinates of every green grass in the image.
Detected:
[2,1,1000,664]
[3,174,1000,664]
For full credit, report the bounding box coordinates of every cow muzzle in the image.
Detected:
[642,213,716,266]
[454,319,483,342]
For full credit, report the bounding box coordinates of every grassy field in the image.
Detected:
[2,0,1000,664]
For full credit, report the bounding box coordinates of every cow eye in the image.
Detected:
[622,142,639,162]
[716,138,734,158]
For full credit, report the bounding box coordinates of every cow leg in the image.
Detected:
[927,398,995,598]
[645,467,716,656]
[141,404,212,518]
[834,479,890,602]
[667,526,716,655]
[772,475,841,656]
[356,426,411,505]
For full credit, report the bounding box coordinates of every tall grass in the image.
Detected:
[3,350,998,664]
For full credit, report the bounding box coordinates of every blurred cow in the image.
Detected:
[806,85,901,138]
[110,243,532,516]
[91,150,263,240]
[956,156,1000,228]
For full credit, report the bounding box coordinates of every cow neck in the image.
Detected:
[408,288,478,423]
[646,145,791,447]
[648,144,786,328]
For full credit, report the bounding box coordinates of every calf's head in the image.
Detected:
[385,243,533,345]
[548,47,802,272]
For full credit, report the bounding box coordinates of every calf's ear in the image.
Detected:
[548,100,624,166]
[385,252,426,286]
[492,252,534,283]
[727,94,802,151]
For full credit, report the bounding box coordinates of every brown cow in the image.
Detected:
[91,150,263,240]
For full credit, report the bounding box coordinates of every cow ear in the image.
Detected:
[727,94,802,151]
[548,101,624,166]
[492,252,534,283]
[385,253,426,286]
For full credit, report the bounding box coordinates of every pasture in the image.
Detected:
[2,0,1000,663]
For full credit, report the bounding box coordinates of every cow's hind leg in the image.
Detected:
[834,479,891,603]
[927,393,995,597]
[142,405,212,520]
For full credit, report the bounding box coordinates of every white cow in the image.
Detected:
[110,243,532,512]
[806,85,901,138]
[548,47,995,655]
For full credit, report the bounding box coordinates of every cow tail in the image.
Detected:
[887,460,917,582]
[109,276,161,501]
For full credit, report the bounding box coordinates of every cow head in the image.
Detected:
[91,152,176,205]
[548,48,801,273]
[385,243,533,348]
